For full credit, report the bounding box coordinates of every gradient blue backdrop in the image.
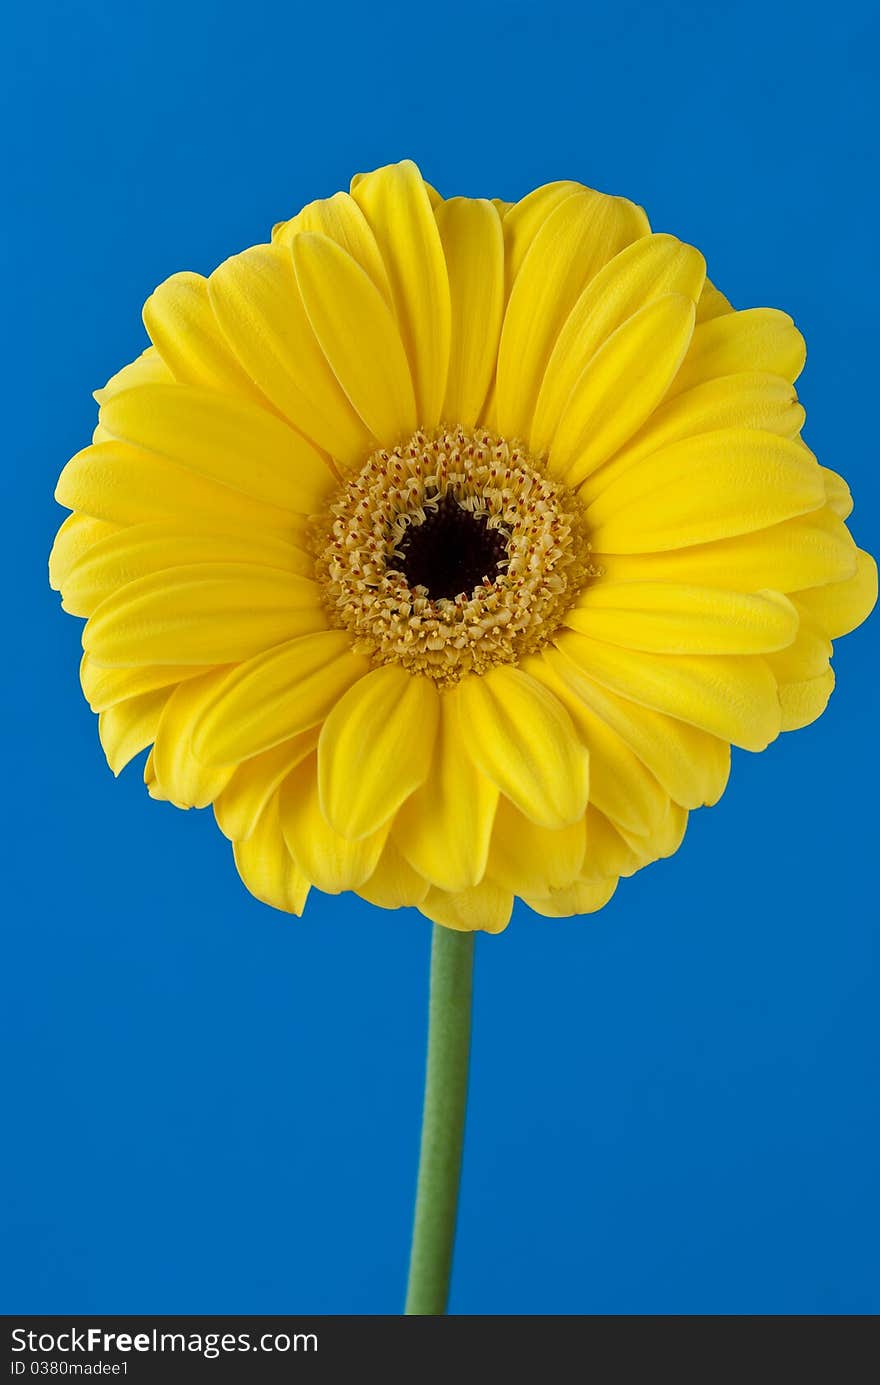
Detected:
[3,0,877,1315]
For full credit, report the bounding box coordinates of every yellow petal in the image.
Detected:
[100,382,335,515]
[419,880,513,934]
[49,513,119,591]
[796,549,877,638]
[98,687,171,774]
[191,631,369,766]
[457,665,589,828]
[695,277,733,323]
[778,668,835,732]
[280,755,387,892]
[524,876,617,918]
[644,799,689,860]
[59,521,312,618]
[56,442,297,534]
[81,655,212,712]
[351,160,451,428]
[595,507,859,594]
[531,232,705,453]
[393,686,499,892]
[214,730,320,841]
[233,792,311,915]
[208,243,371,466]
[143,271,269,402]
[821,467,853,520]
[357,839,430,910]
[556,629,781,751]
[567,583,798,654]
[275,191,392,303]
[500,181,583,293]
[436,197,504,428]
[318,665,439,839]
[582,807,644,879]
[148,670,237,808]
[83,564,325,666]
[670,307,805,396]
[584,431,825,553]
[765,607,831,682]
[94,348,171,403]
[291,232,417,444]
[605,797,689,871]
[536,645,730,809]
[496,189,649,440]
[525,654,669,835]
[549,294,696,482]
[479,378,498,431]
[597,373,804,479]
[487,796,586,896]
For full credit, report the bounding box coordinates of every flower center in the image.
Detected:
[394,491,509,601]
[314,427,596,685]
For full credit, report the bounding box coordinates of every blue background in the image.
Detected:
[4,0,877,1315]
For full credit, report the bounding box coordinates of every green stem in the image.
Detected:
[405,925,475,1315]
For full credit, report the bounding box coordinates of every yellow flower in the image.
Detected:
[49,160,876,934]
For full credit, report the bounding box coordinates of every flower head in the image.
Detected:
[50,161,876,933]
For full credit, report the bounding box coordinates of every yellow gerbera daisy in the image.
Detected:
[49,160,876,935]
